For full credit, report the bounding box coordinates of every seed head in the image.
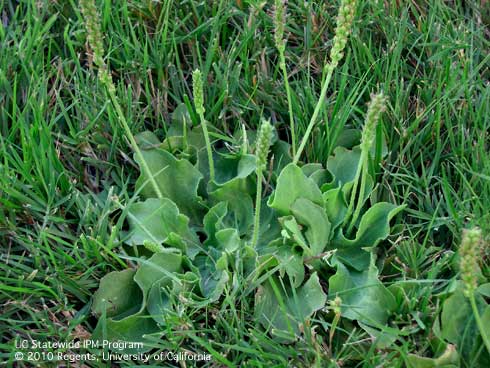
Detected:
[192,69,205,116]
[360,92,387,153]
[143,240,165,253]
[256,119,274,172]
[330,0,357,68]
[98,69,115,93]
[80,0,106,71]
[460,228,482,297]
[273,0,287,53]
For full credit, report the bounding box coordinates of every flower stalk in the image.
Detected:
[345,92,386,235]
[273,0,296,157]
[329,296,342,353]
[192,69,215,181]
[294,0,357,164]
[251,119,274,248]
[80,0,163,199]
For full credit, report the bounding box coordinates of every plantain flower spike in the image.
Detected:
[329,0,357,69]
[256,119,274,172]
[273,0,287,53]
[460,228,482,297]
[360,92,387,153]
[192,69,205,116]
[192,68,215,180]
[143,240,165,254]
[80,0,106,69]
[79,0,114,87]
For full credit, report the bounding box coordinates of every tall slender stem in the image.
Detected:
[251,172,263,248]
[347,153,369,234]
[79,0,163,199]
[470,293,490,356]
[192,69,215,182]
[279,52,296,157]
[105,80,163,199]
[294,65,334,164]
[252,119,273,248]
[198,112,215,182]
[342,151,364,230]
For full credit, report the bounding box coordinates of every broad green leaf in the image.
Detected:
[439,286,490,366]
[92,270,142,318]
[171,103,192,129]
[160,137,199,164]
[256,199,282,247]
[126,198,200,258]
[325,146,374,198]
[405,344,459,368]
[327,146,361,186]
[301,163,331,188]
[203,202,228,246]
[406,358,437,368]
[275,243,305,287]
[215,228,241,253]
[334,129,361,149]
[328,259,396,327]
[213,154,256,186]
[310,169,331,188]
[146,271,201,324]
[134,131,203,221]
[323,187,348,231]
[269,163,323,216]
[332,202,405,270]
[440,288,472,343]
[242,244,260,278]
[91,267,161,352]
[255,273,327,340]
[359,322,399,348]
[290,198,330,255]
[91,310,159,353]
[194,249,229,301]
[210,184,254,236]
[301,163,323,176]
[271,140,292,175]
[164,117,207,156]
[147,278,174,324]
[186,125,211,151]
[477,283,490,298]
[134,252,184,296]
[279,216,309,254]
[332,130,387,157]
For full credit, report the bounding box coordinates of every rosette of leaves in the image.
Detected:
[91,104,404,350]
[259,142,404,340]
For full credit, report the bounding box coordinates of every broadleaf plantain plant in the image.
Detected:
[80,0,405,355]
[91,97,405,349]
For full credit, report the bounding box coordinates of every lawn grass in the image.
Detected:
[1,0,489,366]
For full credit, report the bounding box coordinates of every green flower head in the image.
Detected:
[256,119,274,172]
[360,92,387,153]
[330,0,357,68]
[460,228,482,297]
[192,69,205,116]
